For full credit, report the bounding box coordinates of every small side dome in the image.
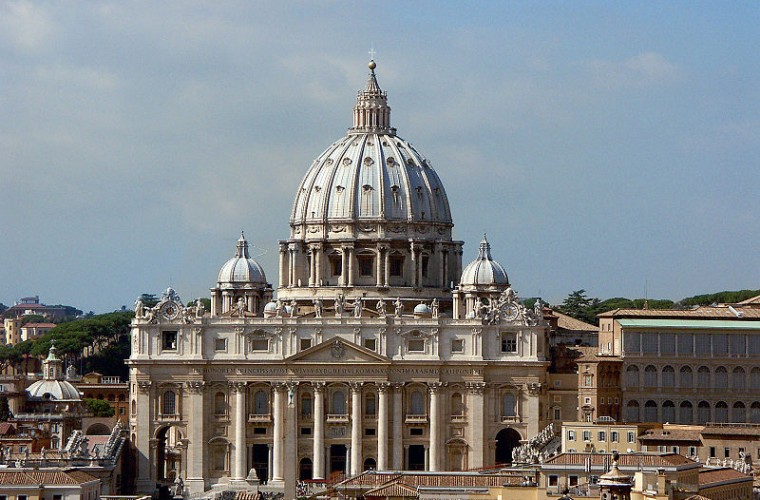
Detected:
[460,235,509,287]
[263,301,278,318]
[217,232,267,286]
[413,302,432,318]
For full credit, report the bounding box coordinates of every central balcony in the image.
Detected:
[326,413,349,423]
[248,413,272,423]
[405,414,428,423]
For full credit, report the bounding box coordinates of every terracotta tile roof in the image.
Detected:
[366,482,418,497]
[698,468,752,486]
[0,422,16,435]
[0,470,98,486]
[553,311,598,332]
[338,471,526,489]
[701,424,760,436]
[738,294,760,305]
[544,453,695,468]
[21,323,57,328]
[598,306,760,319]
[683,495,713,500]
[639,428,702,442]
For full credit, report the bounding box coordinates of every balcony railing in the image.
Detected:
[450,414,467,423]
[501,415,519,423]
[248,413,271,423]
[326,413,349,423]
[158,413,181,422]
[405,414,427,423]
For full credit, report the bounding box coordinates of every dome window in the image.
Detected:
[335,186,345,193]
[342,158,352,166]
[387,157,395,165]
[363,157,374,165]
[362,184,373,192]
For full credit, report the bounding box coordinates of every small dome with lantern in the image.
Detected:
[26,342,82,402]
[217,232,267,286]
[210,233,273,317]
[459,235,509,289]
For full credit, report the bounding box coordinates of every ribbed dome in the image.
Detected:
[217,232,267,286]
[460,235,509,287]
[26,379,81,402]
[290,61,452,236]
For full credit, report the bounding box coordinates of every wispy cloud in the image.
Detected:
[585,52,681,89]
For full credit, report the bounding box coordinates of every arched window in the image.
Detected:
[644,400,657,421]
[301,394,312,418]
[662,366,675,387]
[715,367,728,389]
[363,458,377,471]
[332,390,346,415]
[410,390,425,415]
[451,393,464,416]
[626,400,640,422]
[626,366,640,387]
[732,367,746,389]
[679,366,693,388]
[679,401,693,424]
[51,436,59,449]
[697,367,710,387]
[214,392,226,415]
[299,458,313,480]
[697,401,711,424]
[502,393,516,417]
[365,393,377,417]
[732,402,746,423]
[751,368,760,389]
[254,390,269,415]
[163,391,176,415]
[715,401,728,423]
[751,402,760,424]
[662,400,676,422]
[644,366,657,387]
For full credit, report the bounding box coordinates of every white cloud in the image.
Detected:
[585,51,681,89]
[0,1,56,52]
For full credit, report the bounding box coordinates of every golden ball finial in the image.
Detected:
[368,59,376,71]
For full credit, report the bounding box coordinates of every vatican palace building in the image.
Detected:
[128,61,552,495]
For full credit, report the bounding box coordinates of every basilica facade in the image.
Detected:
[128,61,551,495]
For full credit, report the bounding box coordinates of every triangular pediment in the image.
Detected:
[287,337,390,363]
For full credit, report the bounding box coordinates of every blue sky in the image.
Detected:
[1,1,758,312]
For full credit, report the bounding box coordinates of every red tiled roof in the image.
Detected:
[0,422,16,435]
[21,323,57,328]
[366,482,418,498]
[698,468,751,486]
[598,307,760,319]
[0,470,98,486]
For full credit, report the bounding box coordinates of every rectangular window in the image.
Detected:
[584,397,592,404]
[660,333,675,355]
[554,408,561,420]
[569,475,579,487]
[451,339,464,353]
[358,256,374,277]
[549,475,559,487]
[584,375,593,386]
[254,427,267,435]
[421,255,429,278]
[611,431,619,443]
[501,333,517,353]
[363,338,377,351]
[567,430,576,441]
[583,431,591,441]
[410,428,423,436]
[713,334,728,356]
[724,447,731,458]
[162,331,178,351]
[672,446,680,454]
[598,431,606,442]
[627,432,635,443]
[300,427,312,435]
[695,334,711,355]
[730,335,746,356]
[709,446,716,458]
[624,332,640,354]
[215,338,227,352]
[408,339,425,352]
[688,446,697,456]
[642,334,658,354]
[749,335,760,355]
[677,333,694,356]
[300,338,312,351]
[251,339,269,351]
[365,428,376,436]
[54,496,63,500]
[390,255,404,277]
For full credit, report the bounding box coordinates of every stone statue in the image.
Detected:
[431,298,439,319]
[394,297,404,318]
[376,299,386,318]
[275,299,283,318]
[289,299,298,317]
[533,297,543,318]
[134,298,144,318]
[234,297,247,316]
[353,298,363,318]
[473,297,484,318]
[334,295,344,317]
[196,298,205,318]
[66,364,76,380]
[313,298,323,318]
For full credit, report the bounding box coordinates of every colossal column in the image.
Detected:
[392,383,404,469]
[350,382,363,475]
[428,382,442,471]
[230,382,248,482]
[272,383,285,482]
[313,383,326,479]
[466,382,486,469]
[377,383,390,470]
[185,381,206,493]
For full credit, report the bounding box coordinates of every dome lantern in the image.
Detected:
[349,60,395,135]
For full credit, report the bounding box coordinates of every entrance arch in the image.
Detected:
[155,425,183,483]
[495,428,521,465]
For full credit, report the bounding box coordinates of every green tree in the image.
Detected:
[139,294,159,308]
[557,289,602,325]
[0,396,11,421]
[186,298,211,311]
[679,289,760,307]
[83,398,115,417]
[20,314,46,326]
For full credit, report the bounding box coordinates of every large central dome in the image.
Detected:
[290,61,453,240]
[278,61,463,304]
